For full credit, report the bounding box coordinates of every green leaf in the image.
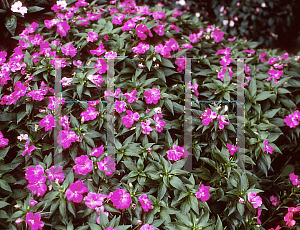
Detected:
[0,179,11,192]
[67,220,74,230]
[165,130,173,147]
[280,98,296,108]
[77,83,84,99]
[280,165,295,177]
[249,77,256,98]
[123,160,137,171]
[161,57,175,68]
[88,223,101,230]
[164,99,174,115]
[115,225,131,230]
[155,68,166,82]
[141,78,158,88]
[17,111,26,124]
[263,108,280,118]
[0,201,9,208]
[170,176,186,192]
[67,201,76,217]
[158,182,167,200]
[256,92,273,101]
[5,15,17,35]
[0,147,10,160]
[59,199,67,221]
[215,215,223,230]
[24,51,33,68]
[146,60,153,71]
[27,6,44,13]
[83,135,95,148]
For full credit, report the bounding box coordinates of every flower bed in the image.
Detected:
[0,0,300,229]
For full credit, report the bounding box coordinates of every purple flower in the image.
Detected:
[227,143,239,155]
[140,224,155,230]
[25,212,44,230]
[121,110,139,128]
[201,108,217,126]
[144,88,161,104]
[0,131,9,148]
[112,14,125,25]
[94,59,109,74]
[87,74,104,88]
[124,90,138,103]
[122,19,136,31]
[167,145,184,162]
[56,21,70,36]
[46,166,65,183]
[152,11,167,20]
[73,155,93,175]
[61,43,77,57]
[84,192,107,209]
[97,156,116,176]
[175,56,186,73]
[217,115,229,130]
[57,130,79,148]
[22,141,35,157]
[27,176,47,197]
[141,119,153,134]
[39,114,56,132]
[90,43,106,56]
[195,184,210,202]
[80,106,99,122]
[132,42,149,54]
[115,101,127,113]
[211,28,224,42]
[110,189,132,210]
[136,24,153,40]
[139,194,153,212]
[105,51,117,59]
[248,192,262,208]
[90,145,104,157]
[86,31,98,42]
[153,25,165,36]
[263,140,274,154]
[66,181,89,203]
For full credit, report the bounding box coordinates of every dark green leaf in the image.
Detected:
[5,15,17,35]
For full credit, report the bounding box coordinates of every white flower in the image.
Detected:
[195,12,200,18]
[261,2,266,7]
[17,134,28,141]
[229,20,234,27]
[11,1,27,16]
[223,20,228,26]
[57,0,67,9]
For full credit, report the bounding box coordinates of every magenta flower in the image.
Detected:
[73,155,93,175]
[270,195,280,206]
[39,114,56,132]
[110,189,132,210]
[165,38,178,51]
[144,88,161,104]
[175,56,186,73]
[152,11,166,20]
[124,90,138,103]
[22,141,35,157]
[266,69,283,84]
[211,28,224,42]
[227,143,239,156]
[139,194,153,212]
[188,82,199,97]
[284,211,295,227]
[155,119,166,133]
[30,200,37,206]
[94,58,109,74]
[84,192,107,209]
[0,131,9,148]
[259,51,267,62]
[47,96,65,110]
[87,31,98,42]
[216,47,230,55]
[166,145,184,161]
[263,140,274,154]
[122,19,136,31]
[97,156,116,176]
[218,66,233,81]
[80,106,99,122]
[140,224,155,230]
[61,43,77,57]
[90,145,104,157]
[87,74,104,88]
[90,43,106,56]
[115,101,127,113]
[105,51,117,59]
[46,166,65,183]
[248,192,262,208]
[65,181,89,203]
[56,21,70,36]
[170,24,180,32]
[121,110,139,128]
[217,115,229,130]
[195,184,210,202]
[220,55,233,66]
[27,176,47,197]
[59,115,70,131]
[257,208,262,225]
[57,130,79,148]
[268,58,278,65]
[136,24,153,40]
[201,108,217,126]
[153,25,165,36]
[289,173,300,186]
[112,14,125,25]
[141,120,153,135]
[26,165,45,183]
[27,89,48,101]
[25,212,44,230]
[284,113,299,128]
[132,42,149,54]
[189,30,203,43]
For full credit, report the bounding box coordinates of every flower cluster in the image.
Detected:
[0,131,9,148]
[201,108,229,130]
[227,143,239,155]
[26,165,48,197]
[284,110,300,128]
[263,140,274,154]
[195,184,210,202]
[166,145,189,161]
[289,173,300,186]
[144,88,161,104]
[247,192,262,209]
[284,206,300,226]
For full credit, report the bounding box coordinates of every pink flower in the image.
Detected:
[153,25,165,36]
[0,131,9,148]
[201,108,217,126]
[195,184,210,202]
[170,24,180,32]
[25,212,44,230]
[284,211,295,226]
[105,51,117,59]
[220,55,233,66]
[259,51,267,62]
[39,114,56,132]
[87,31,98,42]
[189,30,203,43]
[59,115,70,131]
[47,96,65,110]
[228,37,236,41]
[84,192,107,209]
[166,145,184,161]
[122,19,136,31]
[57,130,79,148]
[217,115,229,130]
[97,156,116,176]
[110,189,132,210]
[115,101,127,113]
[140,224,155,230]
[66,181,89,203]
[268,225,281,230]
[124,90,138,103]
[257,208,262,225]
[288,206,300,213]
[132,42,149,54]
[121,110,140,128]
[218,66,233,81]
[46,166,65,183]
[165,38,178,51]
[61,43,77,57]
[155,119,166,133]
[26,165,45,183]
[175,56,186,73]
[182,43,193,49]
[90,43,106,56]
[270,195,280,206]
[263,140,274,154]
[227,143,239,155]
[136,24,153,40]
[73,155,93,175]
[144,88,161,104]
[90,145,104,157]
[268,58,278,65]
[248,192,262,208]
[284,113,299,128]
[289,173,300,186]
[94,58,109,74]
[141,120,153,135]
[22,141,35,157]
[80,106,99,122]
[27,176,47,197]
[152,11,166,20]
[266,69,283,84]
[139,194,153,212]
[211,29,224,42]
[11,1,27,16]
[112,14,125,25]
[56,21,70,36]
[27,89,48,101]
[87,74,104,88]
[216,47,230,55]
[30,200,38,206]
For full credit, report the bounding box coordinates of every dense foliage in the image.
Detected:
[0,0,300,230]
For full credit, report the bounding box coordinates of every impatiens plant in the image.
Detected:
[0,0,300,230]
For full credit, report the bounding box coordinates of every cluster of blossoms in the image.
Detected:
[0,131,9,148]
[284,206,300,227]
[166,145,189,161]
[216,46,234,82]
[145,107,166,133]
[201,108,229,130]
[247,192,263,225]
[263,140,274,154]
[227,143,239,155]
[290,172,300,186]
[144,88,161,104]
[155,38,179,58]
[80,106,99,122]
[26,164,65,197]
[195,184,210,202]
[188,82,199,98]
[284,110,300,128]
[25,212,44,230]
